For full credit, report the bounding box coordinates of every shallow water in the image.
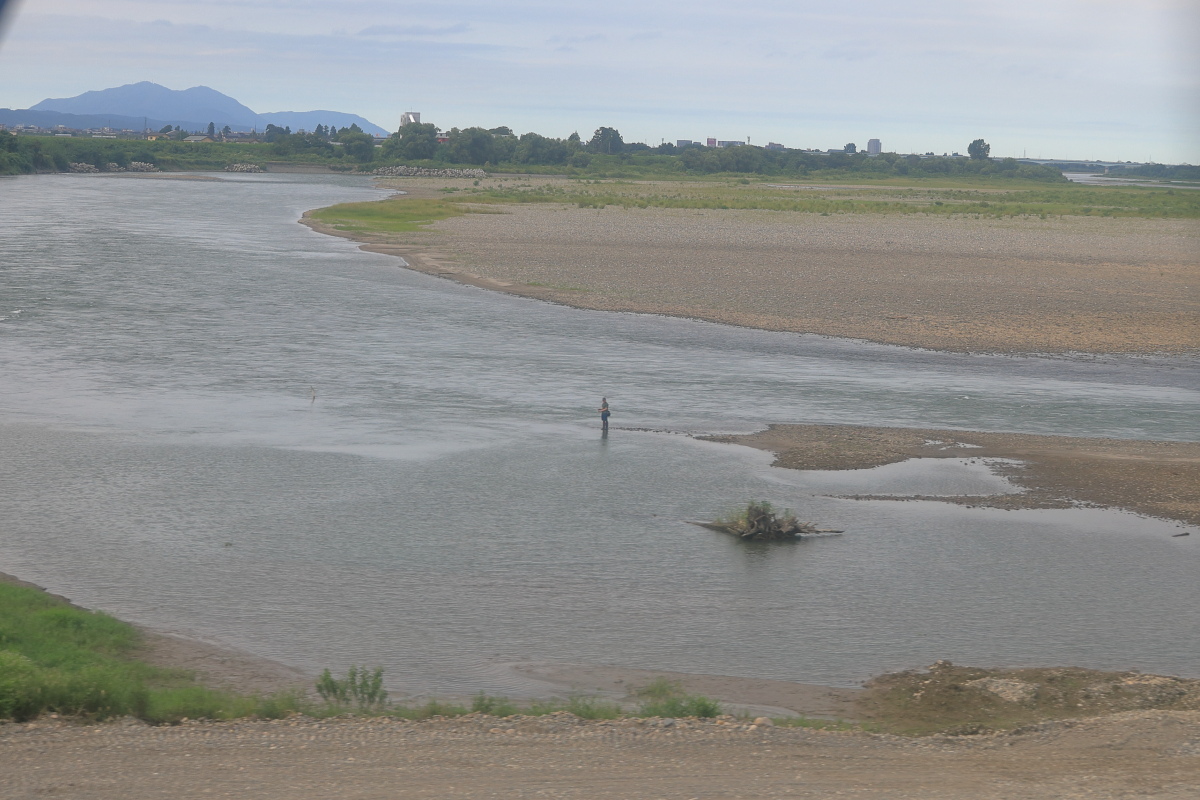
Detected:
[1,172,1197,692]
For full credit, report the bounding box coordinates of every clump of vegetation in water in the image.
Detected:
[712,500,831,541]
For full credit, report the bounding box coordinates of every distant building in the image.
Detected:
[765,142,785,151]
[717,140,743,148]
[677,139,695,148]
[400,112,420,126]
[706,137,717,147]
[867,138,881,155]
[182,135,214,143]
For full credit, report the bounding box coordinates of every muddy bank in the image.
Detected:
[703,424,1200,526]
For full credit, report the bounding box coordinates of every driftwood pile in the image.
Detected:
[697,501,843,542]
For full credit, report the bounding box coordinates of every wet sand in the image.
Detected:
[704,424,1200,527]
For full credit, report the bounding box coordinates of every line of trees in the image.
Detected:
[0,126,1066,183]
[370,124,1060,180]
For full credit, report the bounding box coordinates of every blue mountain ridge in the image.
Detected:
[16,82,388,135]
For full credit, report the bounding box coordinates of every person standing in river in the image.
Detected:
[598,397,610,431]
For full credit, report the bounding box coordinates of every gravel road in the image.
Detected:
[5,711,1198,799]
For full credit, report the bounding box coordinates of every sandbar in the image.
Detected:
[704,424,1200,526]
[306,177,1199,356]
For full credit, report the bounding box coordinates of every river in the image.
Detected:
[1,172,1197,694]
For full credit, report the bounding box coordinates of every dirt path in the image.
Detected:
[5,711,1198,799]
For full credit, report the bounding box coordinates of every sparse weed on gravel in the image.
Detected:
[770,716,867,732]
[633,678,723,719]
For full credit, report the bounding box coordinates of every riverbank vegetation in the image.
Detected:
[6,582,1198,734]
[0,582,724,725]
[308,177,1200,239]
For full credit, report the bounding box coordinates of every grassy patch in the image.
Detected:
[632,678,723,718]
[307,196,468,234]
[462,179,1199,219]
[0,582,303,724]
[305,176,1196,243]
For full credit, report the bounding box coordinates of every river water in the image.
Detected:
[1,172,1197,694]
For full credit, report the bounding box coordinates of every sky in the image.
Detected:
[1,0,1197,163]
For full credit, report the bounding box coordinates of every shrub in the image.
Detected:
[316,665,388,710]
[471,693,519,716]
[633,678,722,718]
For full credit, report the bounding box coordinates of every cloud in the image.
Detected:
[358,23,470,37]
[0,1,1194,161]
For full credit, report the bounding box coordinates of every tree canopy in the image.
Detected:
[587,127,624,155]
[968,139,991,160]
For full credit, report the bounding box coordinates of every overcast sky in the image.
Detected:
[1,0,1196,162]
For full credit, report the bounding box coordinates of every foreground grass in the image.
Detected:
[0,583,724,725]
[0,582,305,724]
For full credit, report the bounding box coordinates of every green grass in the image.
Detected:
[631,678,723,718]
[461,179,1199,219]
[0,582,304,724]
[300,175,1198,248]
[307,196,469,233]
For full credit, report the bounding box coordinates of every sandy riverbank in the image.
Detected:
[704,424,1200,527]
[305,178,1199,356]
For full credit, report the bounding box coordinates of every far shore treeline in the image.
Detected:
[1,122,1078,183]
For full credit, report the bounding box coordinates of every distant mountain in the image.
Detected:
[32,82,260,128]
[15,82,388,135]
[257,110,386,135]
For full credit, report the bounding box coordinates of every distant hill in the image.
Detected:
[13,82,388,135]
